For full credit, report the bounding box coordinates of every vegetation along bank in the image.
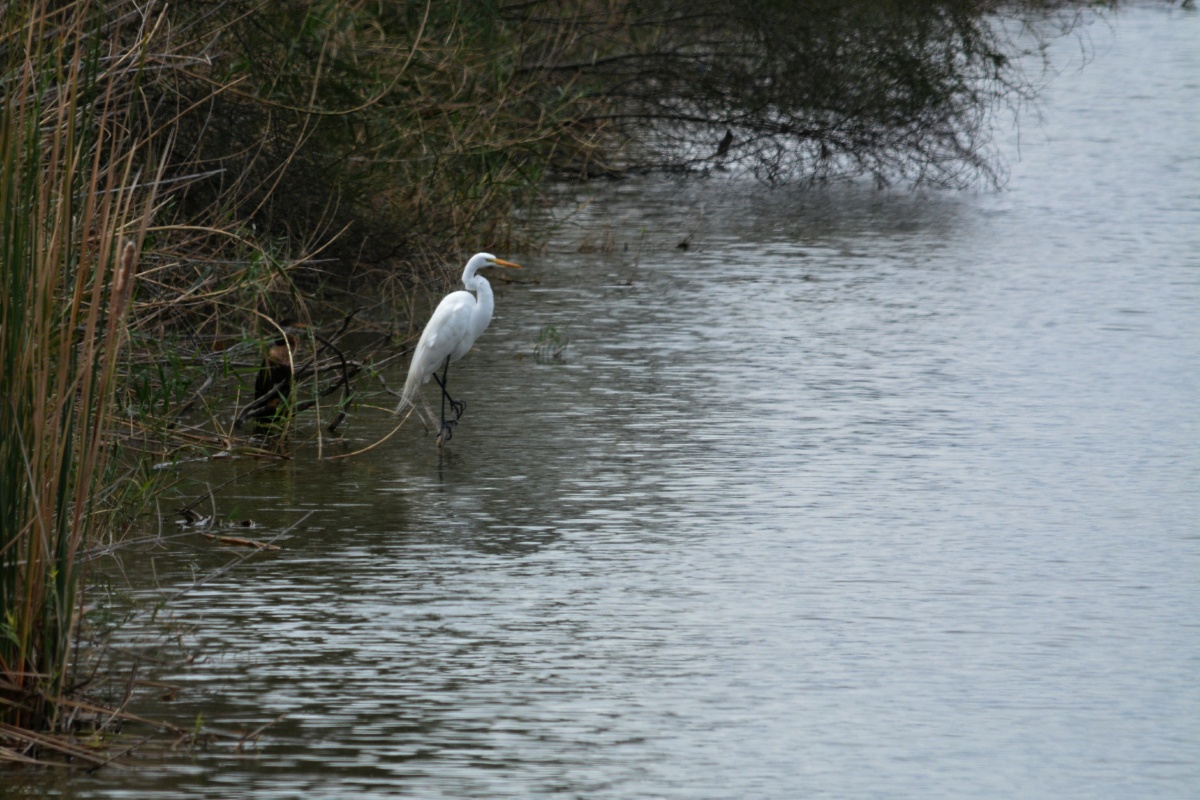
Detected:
[0,0,1103,763]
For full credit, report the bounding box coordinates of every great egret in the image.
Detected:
[395,252,523,444]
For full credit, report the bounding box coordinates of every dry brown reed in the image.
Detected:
[1,0,163,739]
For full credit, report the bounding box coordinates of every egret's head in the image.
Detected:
[463,252,522,285]
[479,252,522,270]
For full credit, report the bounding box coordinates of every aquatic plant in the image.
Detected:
[534,324,570,363]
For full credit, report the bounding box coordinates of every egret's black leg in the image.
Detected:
[431,357,459,446]
[431,358,466,421]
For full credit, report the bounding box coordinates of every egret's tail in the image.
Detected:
[395,357,440,431]
[394,359,423,415]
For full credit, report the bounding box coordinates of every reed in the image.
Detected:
[0,0,161,731]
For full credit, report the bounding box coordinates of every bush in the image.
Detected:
[145,0,605,267]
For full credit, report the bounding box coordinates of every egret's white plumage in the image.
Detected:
[395,252,522,439]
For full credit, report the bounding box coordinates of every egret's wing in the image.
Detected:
[396,291,475,414]
[420,292,473,359]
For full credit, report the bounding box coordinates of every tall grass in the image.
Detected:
[0,1,161,731]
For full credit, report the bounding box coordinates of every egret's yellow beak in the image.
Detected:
[488,257,523,269]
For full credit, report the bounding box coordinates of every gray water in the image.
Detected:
[20,6,1200,799]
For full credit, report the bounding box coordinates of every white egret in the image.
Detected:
[395,252,523,444]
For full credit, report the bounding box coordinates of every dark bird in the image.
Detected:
[716,128,734,158]
[254,322,305,420]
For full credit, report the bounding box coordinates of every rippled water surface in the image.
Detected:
[17,7,1199,799]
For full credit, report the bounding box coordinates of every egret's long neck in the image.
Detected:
[466,272,494,338]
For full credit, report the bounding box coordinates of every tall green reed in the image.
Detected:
[0,0,162,731]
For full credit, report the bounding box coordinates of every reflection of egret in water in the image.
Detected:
[395,252,523,446]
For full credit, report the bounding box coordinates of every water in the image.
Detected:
[15,6,1199,798]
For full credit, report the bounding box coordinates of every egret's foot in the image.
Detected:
[436,419,456,447]
[450,398,466,421]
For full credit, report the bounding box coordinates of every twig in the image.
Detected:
[236,712,288,752]
[323,406,415,461]
[176,462,280,517]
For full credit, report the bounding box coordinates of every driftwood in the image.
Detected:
[199,533,281,551]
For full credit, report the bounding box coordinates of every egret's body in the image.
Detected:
[396,252,521,443]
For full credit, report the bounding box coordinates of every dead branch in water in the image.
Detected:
[198,533,282,551]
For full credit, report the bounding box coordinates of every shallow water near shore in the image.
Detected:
[12,6,1199,799]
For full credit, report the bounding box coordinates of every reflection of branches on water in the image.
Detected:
[506,0,1099,188]
[11,510,312,768]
